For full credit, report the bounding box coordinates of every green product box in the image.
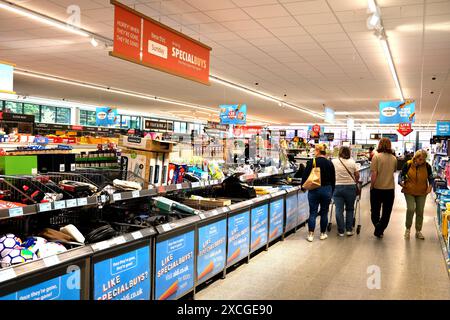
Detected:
[0,156,38,175]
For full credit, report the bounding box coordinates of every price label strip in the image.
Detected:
[113,193,122,202]
[39,202,52,212]
[113,236,126,246]
[53,201,66,210]
[176,184,183,190]
[92,241,110,252]
[132,190,140,198]
[66,199,77,208]
[0,268,16,282]
[161,224,172,232]
[43,255,60,267]
[131,231,143,240]
[77,198,88,206]
[9,207,24,217]
[198,213,206,219]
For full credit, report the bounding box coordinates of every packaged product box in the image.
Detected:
[119,135,174,153]
[0,155,38,175]
[121,148,170,187]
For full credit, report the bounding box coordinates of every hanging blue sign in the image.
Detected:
[197,219,227,283]
[437,121,450,136]
[269,198,284,241]
[285,193,298,232]
[382,133,398,142]
[0,269,81,300]
[219,104,247,125]
[96,107,119,127]
[155,231,195,300]
[250,204,268,252]
[227,211,250,266]
[93,246,151,300]
[379,100,415,124]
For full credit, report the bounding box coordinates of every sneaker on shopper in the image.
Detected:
[404,229,410,239]
[307,232,314,242]
[338,233,345,237]
[416,231,425,240]
[320,233,328,240]
[346,231,354,236]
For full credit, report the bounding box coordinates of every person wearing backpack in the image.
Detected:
[301,143,336,242]
[398,150,434,240]
[332,146,360,237]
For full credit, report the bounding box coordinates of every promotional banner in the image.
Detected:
[285,193,298,232]
[197,219,227,283]
[297,191,309,225]
[155,231,195,300]
[397,123,413,137]
[233,125,263,136]
[0,62,15,94]
[96,107,119,127]
[227,211,250,266]
[0,269,81,300]
[379,100,415,124]
[269,198,284,241]
[308,125,324,139]
[94,246,151,300]
[111,1,211,85]
[219,104,247,125]
[250,204,268,252]
[437,121,450,136]
[324,107,335,124]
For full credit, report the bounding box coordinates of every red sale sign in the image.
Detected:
[110,1,211,85]
[397,123,413,136]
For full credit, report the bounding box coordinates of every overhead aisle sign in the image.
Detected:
[437,121,450,136]
[379,100,415,124]
[219,104,247,125]
[110,1,211,85]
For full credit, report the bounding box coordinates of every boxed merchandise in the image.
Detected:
[119,135,174,153]
[0,155,38,175]
[121,148,170,187]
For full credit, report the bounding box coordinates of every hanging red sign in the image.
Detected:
[312,124,321,134]
[110,1,211,85]
[397,123,413,136]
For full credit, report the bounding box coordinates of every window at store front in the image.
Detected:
[80,110,97,126]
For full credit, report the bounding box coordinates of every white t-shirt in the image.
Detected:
[332,158,359,185]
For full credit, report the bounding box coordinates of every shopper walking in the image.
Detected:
[332,146,360,237]
[399,150,434,240]
[302,144,335,242]
[370,138,397,238]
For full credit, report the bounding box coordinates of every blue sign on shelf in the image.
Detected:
[155,231,195,300]
[197,219,227,283]
[250,204,268,252]
[0,269,81,300]
[379,100,415,124]
[96,107,119,127]
[93,246,151,300]
[219,104,247,125]
[437,121,450,136]
[227,211,250,266]
[269,198,284,241]
[285,193,298,232]
[297,191,309,225]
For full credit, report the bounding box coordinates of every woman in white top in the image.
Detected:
[332,146,360,236]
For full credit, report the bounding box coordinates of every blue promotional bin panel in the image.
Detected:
[0,268,81,300]
[227,211,250,267]
[197,219,227,283]
[155,230,195,300]
[269,198,284,241]
[285,193,298,232]
[93,246,151,300]
[297,191,309,225]
[250,204,268,252]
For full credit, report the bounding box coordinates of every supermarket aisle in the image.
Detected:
[196,185,450,300]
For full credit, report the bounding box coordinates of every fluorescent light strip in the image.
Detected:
[380,37,404,102]
[0,0,89,37]
[209,76,322,119]
[14,69,275,124]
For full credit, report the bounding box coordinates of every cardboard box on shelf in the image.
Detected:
[119,135,175,153]
[120,147,170,187]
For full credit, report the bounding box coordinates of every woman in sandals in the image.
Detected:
[398,150,434,240]
[332,146,360,237]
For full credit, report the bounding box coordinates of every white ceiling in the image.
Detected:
[1,0,450,125]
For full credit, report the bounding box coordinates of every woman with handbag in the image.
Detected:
[301,144,336,242]
[332,146,360,237]
[398,150,434,240]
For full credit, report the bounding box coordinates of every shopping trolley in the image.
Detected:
[327,184,362,234]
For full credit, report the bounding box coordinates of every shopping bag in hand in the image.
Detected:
[302,158,321,190]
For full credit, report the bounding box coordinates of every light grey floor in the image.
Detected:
[196,185,450,300]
